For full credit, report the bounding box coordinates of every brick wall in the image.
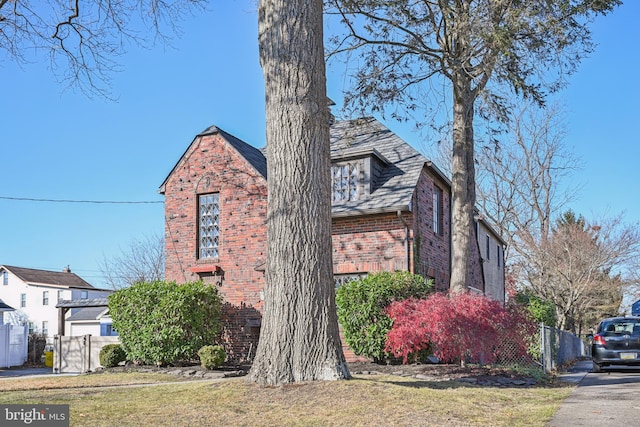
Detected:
[412,168,451,291]
[162,132,268,362]
[332,213,409,275]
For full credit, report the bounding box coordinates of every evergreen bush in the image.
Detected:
[335,271,432,362]
[197,345,226,370]
[99,344,127,368]
[108,280,223,365]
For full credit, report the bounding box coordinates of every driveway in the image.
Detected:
[0,366,53,378]
[548,364,640,426]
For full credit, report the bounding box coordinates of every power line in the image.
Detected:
[0,196,163,204]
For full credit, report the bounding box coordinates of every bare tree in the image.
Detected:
[326,0,621,293]
[99,233,165,289]
[522,212,638,332]
[476,102,583,264]
[0,0,204,97]
[248,0,350,386]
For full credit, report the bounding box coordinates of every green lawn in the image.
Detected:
[0,373,572,426]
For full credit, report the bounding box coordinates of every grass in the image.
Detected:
[0,372,573,426]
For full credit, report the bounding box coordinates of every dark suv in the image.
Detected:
[591,316,640,372]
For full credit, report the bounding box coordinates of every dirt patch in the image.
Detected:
[349,361,545,386]
[93,360,547,387]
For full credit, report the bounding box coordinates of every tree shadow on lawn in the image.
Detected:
[352,371,554,390]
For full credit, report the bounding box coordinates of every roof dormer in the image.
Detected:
[330,148,390,203]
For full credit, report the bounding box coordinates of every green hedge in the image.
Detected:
[336,271,432,362]
[108,280,223,365]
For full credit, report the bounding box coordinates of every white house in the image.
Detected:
[58,297,117,337]
[0,265,112,341]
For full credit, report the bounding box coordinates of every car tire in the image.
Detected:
[592,360,603,373]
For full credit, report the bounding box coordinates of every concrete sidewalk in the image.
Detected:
[556,359,592,384]
[548,360,640,426]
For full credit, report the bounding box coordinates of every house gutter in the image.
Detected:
[396,210,411,273]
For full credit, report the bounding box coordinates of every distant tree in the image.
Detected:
[327,0,621,293]
[475,102,583,264]
[99,233,164,289]
[248,0,351,386]
[522,211,637,332]
[0,0,205,97]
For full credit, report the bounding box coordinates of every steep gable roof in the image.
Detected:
[158,125,267,194]
[203,126,268,178]
[1,265,96,290]
[330,117,436,216]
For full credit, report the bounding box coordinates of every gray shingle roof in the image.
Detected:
[66,306,109,321]
[329,117,430,216]
[1,265,97,290]
[0,299,15,312]
[160,117,441,217]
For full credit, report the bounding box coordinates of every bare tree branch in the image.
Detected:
[0,0,207,98]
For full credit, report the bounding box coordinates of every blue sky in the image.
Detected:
[1,1,638,289]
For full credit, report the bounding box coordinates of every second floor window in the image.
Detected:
[42,291,49,306]
[486,235,491,260]
[332,162,360,202]
[58,290,64,303]
[20,293,26,308]
[2,271,7,285]
[199,193,220,259]
[433,186,443,235]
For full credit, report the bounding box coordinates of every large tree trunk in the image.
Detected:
[449,73,477,294]
[248,0,351,386]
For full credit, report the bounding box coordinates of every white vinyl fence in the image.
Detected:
[0,324,28,368]
[53,335,120,373]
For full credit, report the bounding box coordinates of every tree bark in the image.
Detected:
[248,0,351,386]
[449,15,477,294]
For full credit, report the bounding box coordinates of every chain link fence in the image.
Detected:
[539,324,589,373]
[489,323,589,373]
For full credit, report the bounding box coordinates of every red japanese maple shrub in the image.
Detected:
[386,293,535,365]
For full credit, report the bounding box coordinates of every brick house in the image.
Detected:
[159,117,505,362]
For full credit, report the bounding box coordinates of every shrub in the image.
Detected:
[99,344,127,368]
[514,291,556,326]
[386,293,537,366]
[108,280,223,365]
[198,345,226,370]
[27,333,47,365]
[335,271,433,362]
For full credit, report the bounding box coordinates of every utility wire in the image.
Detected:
[0,196,163,204]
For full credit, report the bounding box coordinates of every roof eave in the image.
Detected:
[331,204,412,218]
